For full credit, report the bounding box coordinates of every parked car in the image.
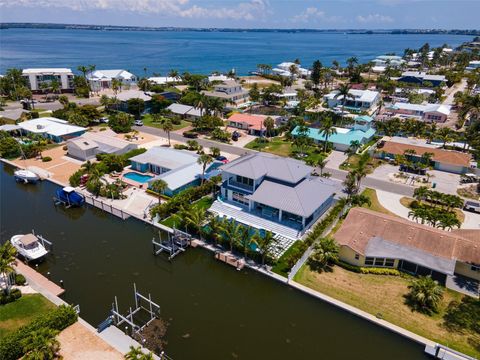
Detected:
[183,131,199,139]
[134,120,144,126]
[216,156,229,164]
[464,200,480,213]
[100,117,109,123]
[232,131,240,141]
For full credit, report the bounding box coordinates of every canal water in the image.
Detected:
[0,163,428,359]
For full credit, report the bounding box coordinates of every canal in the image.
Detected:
[0,163,429,359]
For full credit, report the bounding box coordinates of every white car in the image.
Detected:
[464,200,480,213]
[134,120,144,126]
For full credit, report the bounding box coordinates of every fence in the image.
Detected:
[84,196,130,220]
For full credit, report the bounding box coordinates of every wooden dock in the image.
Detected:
[14,261,65,297]
[214,252,245,270]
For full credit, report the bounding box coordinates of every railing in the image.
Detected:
[84,196,130,220]
[228,180,254,192]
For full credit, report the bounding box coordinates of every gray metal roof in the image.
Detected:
[167,103,194,115]
[221,153,312,184]
[130,147,199,170]
[365,237,456,275]
[247,177,338,218]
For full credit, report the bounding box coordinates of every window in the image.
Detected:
[364,257,395,267]
[354,253,360,260]
[471,265,480,272]
[374,258,384,266]
[365,257,374,266]
[384,258,395,267]
[232,192,249,206]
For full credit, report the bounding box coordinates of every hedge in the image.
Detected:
[0,305,78,360]
[0,288,22,305]
[335,260,401,276]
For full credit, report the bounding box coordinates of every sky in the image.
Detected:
[1,0,479,29]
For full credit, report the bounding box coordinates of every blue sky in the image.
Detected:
[1,0,479,29]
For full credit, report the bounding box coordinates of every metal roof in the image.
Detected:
[130,147,199,170]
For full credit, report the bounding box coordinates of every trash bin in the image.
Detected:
[432,182,436,188]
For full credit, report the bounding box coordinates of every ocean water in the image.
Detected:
[0,28,473,76]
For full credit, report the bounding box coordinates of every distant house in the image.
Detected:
[167,103,206,120]
[129,147,221,196]
[211,153,340,238]
[466,60,480,72]
[115,90,152,113]
[376,140,473,174]
[324,89,380,113]
[87,69,137,91]
[335,207,480,292]
[386,102,451,123]
[272,62,311,78]
[227,113,275,136]
[148,76,181,85]
[292,115,376,151]
[202,80,249,106]
[22,68,74,93]
[397,71,446,87]
[67,129,138,161]
[18,117,86,143]
[372,55,405,67]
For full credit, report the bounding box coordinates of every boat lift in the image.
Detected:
[152,229,191,260]
[31,229,53,252]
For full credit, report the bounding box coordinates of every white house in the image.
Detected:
[324,89,380,113]
[272,62,311,78]
[386,102,451,123]
[87,69,137,91]
[372,55,405,67]
[18,117,86,143]
[466,61,480,72]
[22,68,75,93]
[148,76,182,85]
[202,80,249,105]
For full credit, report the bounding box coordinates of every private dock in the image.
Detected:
[14,261,65,296]
[214,251,245,270]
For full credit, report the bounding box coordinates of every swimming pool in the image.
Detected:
[123,172,154,183]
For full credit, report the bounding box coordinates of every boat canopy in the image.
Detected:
[19,234,38,246]
[63,186,76,193]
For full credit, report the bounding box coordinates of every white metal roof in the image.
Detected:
[87,69,136,81]
[148,76,181,85]
[22,68,73,75]
[18,117,86,137]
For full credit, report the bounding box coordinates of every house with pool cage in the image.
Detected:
[209,153,341,240]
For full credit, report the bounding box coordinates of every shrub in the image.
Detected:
[271,241,308,276]
[41,156,52,162]
[69,169,83,187]
[406,276,444,315]
[444,296,480,334]
[0,305,78,360]
[174,144,188,150]
[171,118,181,125]
[183,130,198,139]
[15,273,26,285]
[335,260,401,275]
[62,145,68,151]
[123,147,147,160]
[30,111,39,119]
[0,288,22,305]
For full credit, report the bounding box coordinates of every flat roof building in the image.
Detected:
[22,68,74,93]
[18,117,86,143]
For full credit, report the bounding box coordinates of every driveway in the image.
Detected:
[428,170,461,195]
[462,210,480,229]
[325,151,347,170]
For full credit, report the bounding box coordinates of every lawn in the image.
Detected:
[0,294,56,338]
[361,188,398,216]
[294,265,478,358]
[142,114,191,131]
[400,197,465,223]
[340,154,383,173]
[161,196,214,228]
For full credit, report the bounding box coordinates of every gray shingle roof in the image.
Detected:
[247,177,338,217]
[221,153,312,184]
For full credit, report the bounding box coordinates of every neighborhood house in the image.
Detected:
[87,69,137,91]
[396,71,446,87]
[324,89,380,113]
[18,117,86,143]
[22,68,75,93]
[167,103,206,120]
[227,113,274,136]
[202,80,249,105]
[386,102,451,123]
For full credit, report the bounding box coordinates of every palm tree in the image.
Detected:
[168,69,179,84]
[334,83,354,125]
[222,219,243,253]
[197,154,213,184]
[263,117,275,138]
[407,276,444,314]
[149,179,167,204]
[161,118,174,146]
[125,346,155,360]
[348,140,361,155]
[349,193,371,208]
[317,159,328,177]
[436,127,454,148]
[208,216,224,246]
[21,328,61,360]
[182,206,206,237]
[318,115,337,153]
[0,241,17,294]
[252,230,275,266]
[309,237,339,272]
[50,79,61,95]
[210,147,221,158]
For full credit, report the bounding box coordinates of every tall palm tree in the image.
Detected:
[317,158,328,177]
[161,118,174,147]
[436,127,454,148]
[252,230,275,266]
[197,154,213,184]
[50,79,61,95]
[149,179,167,204]
[168,69,179,84]
[407,276,444,314]
[222,219,243,253]
[318,115,337,153]
[0,241,17,294]
[208,216,224,246]
[182,206,206,237]
[263,117,275,138]
[334,83,354,125]
[309,237,339,271]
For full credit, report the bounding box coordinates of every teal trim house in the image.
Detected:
[129,147,221,196]
[292,115,376,152]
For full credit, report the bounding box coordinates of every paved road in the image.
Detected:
[134,125,255,156]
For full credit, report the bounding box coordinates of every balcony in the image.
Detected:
[228,180,254,192]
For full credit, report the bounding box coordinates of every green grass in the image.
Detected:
[0,294,56,338]
[142,114,190,131]
[271,240,305,277]
[161,196,214,228]
[339,154,383,173]
[361,188,398,216]
[294,265,478,358]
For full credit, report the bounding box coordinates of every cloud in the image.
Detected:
[356,13,394,23]
[1,0,269,21]
[291,7,342,23]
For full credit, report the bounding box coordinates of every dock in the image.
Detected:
[14,261,65,296]
[214,251,245,270]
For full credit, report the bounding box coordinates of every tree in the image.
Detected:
[436,127,454,148]
[248,83,261,103]
[309,237,339,272]
[161,118,174,146]
[125,346,155,360]
[68,113,89,127]
[407,276,444,315]
[21,327,61,360]
[109,112,133,133]
[334,83,354,125]
[222,219,243,253]
[149,179,167,204]
[210,147,221,158]
[318,115,337,153]
[310,60,323,90]
[127,98,145,119]
[197,154,213,184]
[252,230,275,266]
[137,78,151,91]
[263,117,275,138]
[0,241,17,294]
[179,206,206,236]
[58,95,69,108]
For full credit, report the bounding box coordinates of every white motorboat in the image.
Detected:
[14,169,40,184]
[10,234,49,261]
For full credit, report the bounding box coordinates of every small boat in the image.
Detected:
[10,233,49,261]
[54,186,85,207]
[14,169,39,184]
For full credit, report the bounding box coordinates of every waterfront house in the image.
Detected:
[376,140,473,174]
[67,129,138,161]
[227,113,274,136]
[18,117,86,143]
[291,115,376,152]
[335,207,480,295]
[396,71,446,87]
[324,89,380,114]
[210,153,340,239]
[167,103,206,120]
[466,60,480,72]
[202,80,249,106]
[272,62,311,78]
[129,147,221,196]
[148,76,181,85]
[22,68,74,93]
[372,55,405,67]
[87,69,137,91]
[386,102,451,123]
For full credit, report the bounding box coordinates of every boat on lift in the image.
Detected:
[54,186,85,207]
[10,233,49,261]
[14,169,40,184]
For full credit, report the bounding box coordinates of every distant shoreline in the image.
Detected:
[1,22,479,36]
